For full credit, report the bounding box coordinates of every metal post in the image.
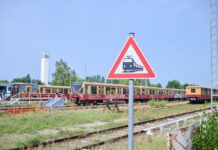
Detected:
[128,32,135,150]
[128,79,134,150]
[210,0,218,111]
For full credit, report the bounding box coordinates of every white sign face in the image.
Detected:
[114,45,148,74]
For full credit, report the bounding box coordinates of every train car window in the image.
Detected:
[58,88,63,94]
[91,86,97,94]
[32,85,38,93]
[98,86,104,94]
[102,87,105,94]
[159,91,163,95]
[106,87,110,94]
[51,88,55,93]
[150,89,155,95]
[71,83,83,94]
[142,89,145,95]
[117,88,121,94]
[64,89,68,94]
[85,85,88,94]
[19,84,26,92]
[167,90,172,95]
[137,89,140,95]
[123,88,128,94]
[134,89,139,95]
[111,87,116,94]
[40,88,43,93]
[191,89,196,93]
[26,87,30,93]
[46,88,51,93]
[205,89,209,95]
[206,89,209,95]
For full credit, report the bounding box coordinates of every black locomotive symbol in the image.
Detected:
[123,56,143,72]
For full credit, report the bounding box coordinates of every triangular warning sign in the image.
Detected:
[107,36,155,79]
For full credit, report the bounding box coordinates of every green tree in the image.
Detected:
[156,83,162,88]
[31,79,44,85]
[182,83,197,89]
[182,83,190,89]
[166,80,182,89]
[69,70,78,83]
[52,59,78,86]
[119,79,129,85]
[86,75,105,83]
[11,74,43,84]
[12,74,31,83]
[0,80,9,83]
[145,79,151,86]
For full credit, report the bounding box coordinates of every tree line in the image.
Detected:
[0,59,194,89]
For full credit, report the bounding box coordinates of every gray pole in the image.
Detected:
[210,0,218,111]
[128,79,134,150]
[128,32,135,150]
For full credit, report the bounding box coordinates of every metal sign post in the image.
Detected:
[107,32,155,150]
[128,32,135,150]
[210,0,218,111]
[128,78,134,150]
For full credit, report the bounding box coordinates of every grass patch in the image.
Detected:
[147,100,167,108]
[27,136,43,145]
[14,140,28,149]
[0,103,211,149]
[96,133,167,150]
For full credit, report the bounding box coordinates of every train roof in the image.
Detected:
[186,85,207,89]
[186,85,217,90]
[81,82,185,91]
[38,85,71,88]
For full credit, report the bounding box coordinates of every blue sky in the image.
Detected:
[0,0,211,86]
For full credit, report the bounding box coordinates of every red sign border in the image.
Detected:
[107,36,155,79]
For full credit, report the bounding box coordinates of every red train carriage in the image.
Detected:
[71,82,185,105]
[10,83,71,100]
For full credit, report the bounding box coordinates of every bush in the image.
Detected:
[192,111,218,150]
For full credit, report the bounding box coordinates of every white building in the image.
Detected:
[40,53,49,85]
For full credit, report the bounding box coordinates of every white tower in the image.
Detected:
[40,52,49,85]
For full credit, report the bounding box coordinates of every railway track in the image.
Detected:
[10,107,211,150]
[1,101,188,114]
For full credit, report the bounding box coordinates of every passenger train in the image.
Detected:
[0,82,185,105]
[186,85,218,103]
[0,82,216,105]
